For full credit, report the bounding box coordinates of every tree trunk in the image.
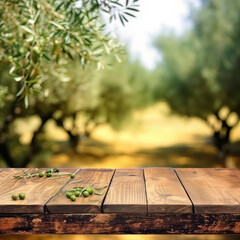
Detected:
[213,120,232,151]
[55,118,80,151]
[212,119,234,167]
[21,113,53,167]
[0,141,15,167]
[0,101,21,167]
[66,131,79,149]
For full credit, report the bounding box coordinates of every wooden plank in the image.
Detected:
[217,168,240,206]
[0,213,240,234]
[46,168,114,213]
[103,168,147,213]
[0,168,78,213]
[176,168,240,213]
[144,168,192,213]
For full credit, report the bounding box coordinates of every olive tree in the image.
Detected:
[0,56,153,167]
[0,0,140,167]
[154,0,240,155]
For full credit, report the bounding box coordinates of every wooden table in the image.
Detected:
[0,168,240,234]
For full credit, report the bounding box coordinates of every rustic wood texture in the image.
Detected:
[103,168,147,213]
[0,213,240,234]
[144,168,192,213]
[0,168,78,213]
[47,168,114,213]
[175,168,240,213]
[0,168,240,234]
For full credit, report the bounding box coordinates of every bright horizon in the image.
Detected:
[107,0,194,69]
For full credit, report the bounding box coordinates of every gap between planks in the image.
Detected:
[144,168,193,213]
[100,169,116,213]
[103,168,147,213]
[0,168,79,213]
[102,168,193,214]
[174,168,195,213]
[175,168,240,213]
[46,168,115,213]
[44,168,81,212]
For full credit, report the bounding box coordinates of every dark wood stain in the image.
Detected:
[0,213,240,234]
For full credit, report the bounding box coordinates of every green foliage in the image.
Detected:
[0,54,153,167]
[154,0,240,150]
[193,0,240,116]
[35,56,152,133]
[0,0,139,107]
[0,86,8,108]
[90,59,152,130]
[0,0,146,167]
[155,33,216,120]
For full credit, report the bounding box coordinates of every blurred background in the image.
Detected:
[0,0,240,240]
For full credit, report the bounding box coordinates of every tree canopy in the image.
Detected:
[0,0,139,107]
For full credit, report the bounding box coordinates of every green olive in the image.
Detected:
[70,174,75,178]
[46,173,52,178]
[11,194,19,200]
[39,172,44,177]
[75,187,81,191]
[53,168,59,173]
[70,195,76,201]
[33,46,40,55]
[74,191,80,197]
[86,187,93,195]
[66,192,72,198]
[83,191,89,198]
[46,169,52,173]
[19,193,25,200]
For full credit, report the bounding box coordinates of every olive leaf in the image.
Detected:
[93,186,108,190]
[0,0,139,106]
[93,192,104,195]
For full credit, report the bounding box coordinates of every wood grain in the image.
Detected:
[0,168,78,213]
[216,168,240,206]
[0,213,240,234]
[46,168,114,213]
[103,168,147,213]
[176,168,240,213]
[144,168,192,213]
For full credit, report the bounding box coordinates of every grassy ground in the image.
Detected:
[44,103,240,169]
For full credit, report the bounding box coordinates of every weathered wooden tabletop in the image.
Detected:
[0,168,240,234]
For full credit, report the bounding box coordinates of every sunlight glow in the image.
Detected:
[107,0,190,69]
